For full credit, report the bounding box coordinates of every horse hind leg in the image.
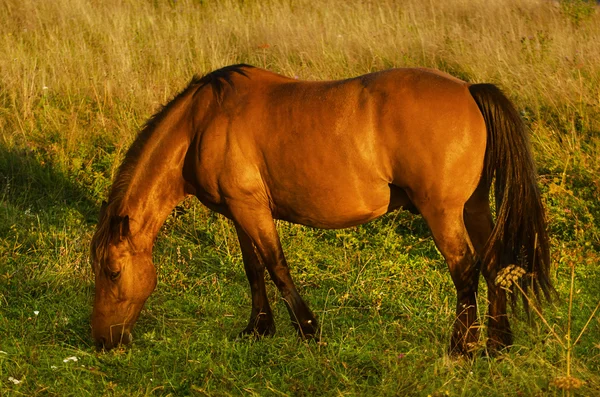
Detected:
[464,186,513,354]
[235,224,276,337]
[231,205,318,339]
[419,202,481,356]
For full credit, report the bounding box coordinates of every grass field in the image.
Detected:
[1,0,600,395]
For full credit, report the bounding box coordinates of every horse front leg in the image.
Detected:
[235,224,276,337]
[231,205,319,339]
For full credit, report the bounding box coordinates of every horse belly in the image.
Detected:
[271,183,410,229]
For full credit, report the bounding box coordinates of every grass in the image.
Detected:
[1,0,599,395]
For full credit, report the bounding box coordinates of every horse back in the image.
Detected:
[187,67,486,228]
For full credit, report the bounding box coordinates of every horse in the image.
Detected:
[90,64,552,356]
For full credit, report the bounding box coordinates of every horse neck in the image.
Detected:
[113,99,194,249]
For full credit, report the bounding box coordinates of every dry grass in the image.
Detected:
[2,0,599,178]
[2,1,599,127]
[1,0,599,395]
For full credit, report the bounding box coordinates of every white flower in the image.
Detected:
[8,377,21,384]
[51,365,57,369]
[33,311,39,316]
[63,356,78,363]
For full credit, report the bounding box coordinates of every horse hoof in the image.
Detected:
[239,319,276,339]
[448,346,473,359]
[448,340,481,358]
[294,319,319,341]
[483,340,511,357]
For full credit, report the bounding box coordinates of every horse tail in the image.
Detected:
[468,83,553,307]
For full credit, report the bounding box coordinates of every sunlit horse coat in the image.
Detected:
[91,65,551,355]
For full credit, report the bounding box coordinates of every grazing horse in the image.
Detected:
[90,64,552,355]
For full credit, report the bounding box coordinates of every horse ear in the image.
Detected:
[110,215,130,242]
[121,215,130,239]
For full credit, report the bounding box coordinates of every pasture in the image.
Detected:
[1,0,599,395]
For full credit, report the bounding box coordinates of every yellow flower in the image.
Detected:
[552,376,584,390]
[494,265,526,289]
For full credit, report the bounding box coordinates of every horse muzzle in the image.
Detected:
[93,326,133,351]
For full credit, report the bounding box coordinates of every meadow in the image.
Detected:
[1,0,599,395]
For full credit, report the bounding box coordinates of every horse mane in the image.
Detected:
[91,64,253,270]
[191,63,252,104]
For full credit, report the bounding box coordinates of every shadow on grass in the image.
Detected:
[0,144,99,226]
[0,144,100,350]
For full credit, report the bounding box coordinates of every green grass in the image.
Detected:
[1,0,600,395]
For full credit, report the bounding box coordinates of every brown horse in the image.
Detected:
[90,64,551,355]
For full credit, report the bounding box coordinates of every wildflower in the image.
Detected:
[33,311,39,316]
[8,377,21,384]
[63,356,78,363]
[495,265,526,289]
[552,376,584,390]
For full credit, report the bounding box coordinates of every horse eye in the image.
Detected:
[109,271,121,281]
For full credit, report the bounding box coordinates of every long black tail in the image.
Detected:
[469,83,553,306]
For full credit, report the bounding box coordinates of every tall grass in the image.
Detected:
[2,0,599,182]
[1,0,599,395]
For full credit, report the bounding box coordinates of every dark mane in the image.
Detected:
[91,64,253,270]
[191,63,252,104]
